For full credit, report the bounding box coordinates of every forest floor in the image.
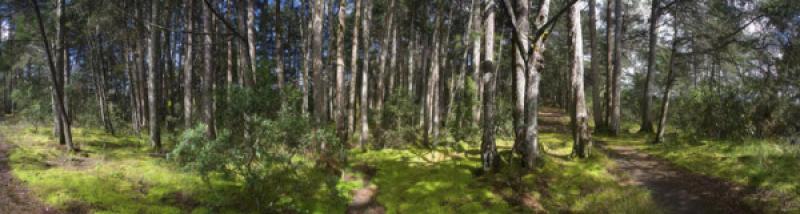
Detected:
[0,134,57,214]
[0,111,797,213]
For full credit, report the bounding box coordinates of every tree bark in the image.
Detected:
[569,1,592,158]
[359,0,372,150]
[512,0,530,165]
[203,0,216,138]
[471,0,482,126]
[184,0,194,129]
[604,0,614,130]
[148,0,162,150]
[376,0,395,112]
[31,0,75,151]
[335,0,347,142]
[655,19,680,144]
[348,0,361,138]
[523,0,551,168]
[247,0,256,84]
[480,0,498,172]
[639,0,659,133]
[275,0,285,94]
[311,0,326,125]
[424,1,444,147]
[589,0,603,130]
[609,0,623,135]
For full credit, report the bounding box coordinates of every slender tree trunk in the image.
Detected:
[184,0,194,129]
[148,0,162,150]
[569,1,592,158]
[610,0,623,135]
[640,0,659,133]
[471,1,482,126]
[604,0,613,129]
[203,0,216,138]
[247,0,257,84]
[424,1,444,147]
[348,0,361,138]
[655,19,680,144]
[589,0,603,130]
[480,0,498,172]
[512,0,530,163]
[31,0,75,151]
[276,0,285,94]
[376,0,395,112]
[311,0,326,125]
[359,0,372,150]
[335,0,347,142]
[522,0,551,168]
[52,0,66,145]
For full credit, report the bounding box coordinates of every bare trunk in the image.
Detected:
[31,0,75,151]
[203,0,216,138]
[335,0,347,142]
[311,0,326,125]
[655,19,680,144]
[604,0,613,130]
[512,0,530,164]
[569,1,592,158]
[359,0,372,149]
[589,0,603,129]
[376,0,395,112]
[523,0,551,168]
[348,0,361,137]
[640,0,659,133]
[609,0,623,135]
[247,0,256,84]
[471,1,482,126]
[276,0,285,94]
[480,0,497,172]
[424,2,444,147]
[184,0,194,129]
[148,0,162,150]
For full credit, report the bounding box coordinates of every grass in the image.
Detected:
[1,120,660,213]
[647,137,800,211]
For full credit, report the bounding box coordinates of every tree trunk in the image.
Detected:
[480,0,498,172]
[335,0,347,142]
[276,0,285,95]
[376,0,395,112]
[522,0,551,168]
[640,0,659,133]
[655,19,680,144]
[311,0,326,125]
[471,1,482,126]
[148,0,162,150]
[359,0,372,150]
[31,0,75,151]
[348,0,361,138]
[604,0,614,130]
[512,0,530,165]
[424,1,444,147]
[184,0,194,129]
[609,0,623,135]
[569,1,592,158]
[52,0,66,145]
[203,0,216,138]
[589,0,603,130]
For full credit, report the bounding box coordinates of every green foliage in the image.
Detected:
[11,85,52,126]
[450,78,480,143]
[377,89,420,148]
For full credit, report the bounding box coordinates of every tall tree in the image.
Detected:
[471,0,482,125]
[523,0,551,167]
[480,0,498,172]
[203,0,216,138]
[148,0,162,150]
[349,0,362,137]
[52,0,66,145]
[604,0,614,129]
[184,0,194,128]
[359,0,372,149]
[424,1,445,147]
[568,0,591,158]
[311,0,326,125]
[376,0,395,112]
[275,0,285,94]
[511,0,529,161]
[246,0,256,84]
[609,0,623,135]
[31,0,75,151]
[589,0,603,129]
[655,16,680,144]
[639,0,660,133]
[335,0,347,142]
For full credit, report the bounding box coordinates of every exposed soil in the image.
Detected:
[599,143,758,214]
[345,164,385,214]
[0,134,58,214]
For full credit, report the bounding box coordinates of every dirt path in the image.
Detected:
[345,165,385,214]
[0,133,57,213]
[599,144,756,214]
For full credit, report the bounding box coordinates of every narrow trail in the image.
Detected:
[0,131,57,214]
[345,164,385,214]
[599,144,757,214]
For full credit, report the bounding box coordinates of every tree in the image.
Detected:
[604,0,614,129]
[203,0,216,138]
[639,0,660,133]
[349,0,362,137]
[311,0,326,125]
[609,0,623,135]
[148,0,162,150]
[276,0,285,94]
[184,0,194,129]
[480,0,498,172]
[359,0,372,150]
[511,0,529,162]
[655,15,680,144]
[589,0,603,130]
[376,0,396,112]
[30,0,76,151]
[424,1,445,147]
[568,0,591,158]
[335,0,347,142]
[523,0,551,167]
